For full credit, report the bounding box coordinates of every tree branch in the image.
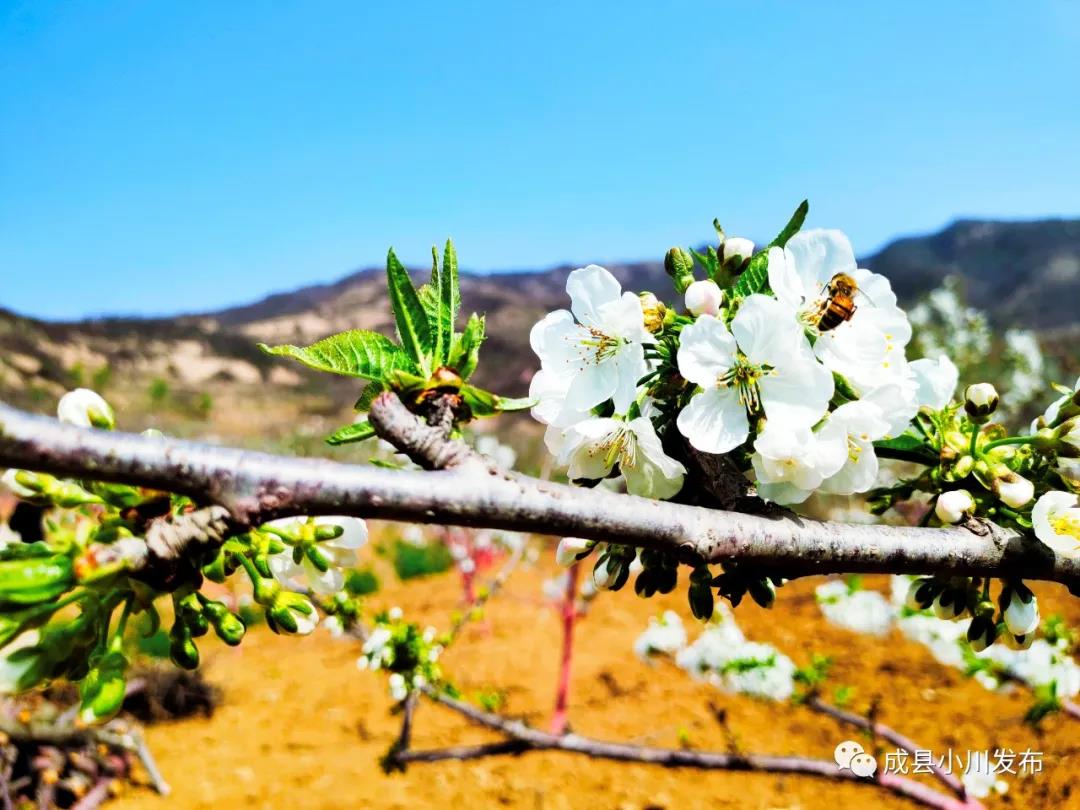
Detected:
[0,398,1077,589]
[397,687,973,810]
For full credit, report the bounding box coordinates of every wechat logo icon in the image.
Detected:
[834,740,878,778]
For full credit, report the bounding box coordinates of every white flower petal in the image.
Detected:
[676,315,737,387]
[567,265,622,326]
[677,387,749,454]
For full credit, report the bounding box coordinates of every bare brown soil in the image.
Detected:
[111,559,1080,810]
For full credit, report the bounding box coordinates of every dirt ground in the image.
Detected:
[110,554,1080,810]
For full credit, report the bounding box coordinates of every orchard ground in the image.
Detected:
[110,546,1080,810]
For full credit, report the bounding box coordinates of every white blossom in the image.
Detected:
[994,472,1034,509]
[1003,590,1039,637]
[684,279,724,317]
[529,265,654,425]
[57,388,115,429]
[815,580,893,636]
[633,611,687,662]
[910,354,959,410]
[547,416,685,500]
[555,537,593,568]
[767,230,911,390]
[676,297,833,454]
[935,490,975,524]
[722,237,754,264]
[267,516,368,595]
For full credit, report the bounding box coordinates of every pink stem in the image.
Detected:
[550,561,579,735]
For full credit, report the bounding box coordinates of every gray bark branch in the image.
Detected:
[0,398,1077,589]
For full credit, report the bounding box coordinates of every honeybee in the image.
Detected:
[815,273,859,331]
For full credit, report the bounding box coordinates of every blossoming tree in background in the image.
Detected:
[0,202,1078,807]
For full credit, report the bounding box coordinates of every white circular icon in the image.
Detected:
[834,740,864,769]
[849,752,878,778]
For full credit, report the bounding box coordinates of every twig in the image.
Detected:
[0,397,1074,589]
[393,687,973,810]
[69,777,112,810]
[550,561,579,735]
[807,697,979,807]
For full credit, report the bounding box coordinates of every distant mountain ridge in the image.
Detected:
[1,217,1077,432]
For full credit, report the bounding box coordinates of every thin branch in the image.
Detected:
[400,687,972,810]
[807,697,978,807]
[0,398,1077,589]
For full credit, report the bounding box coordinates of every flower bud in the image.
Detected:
[169,624,200,670]
[592,555,620,591]
[964,383,999,422]
[966,615,998,652]
[747,577,776,609]
[78,651,127,725]
[952,455,975,479]
[993,470,1035,509]
[1002,586,1039,637]
[933,589,964,621]
[684,279,724,317]
[664,247,696,294]
[1003,631,1034,651]
[905,578,938,611]
[1056,457,1080,491]
[688,580,715,621]
[935,490,975,524]
[1055,418,1080,458]
[1,469,40,500]
[639,292,666,334]
[57,389,115,430]
[203,601,246,646]
[721,237,754,266]
[556,537,594,568]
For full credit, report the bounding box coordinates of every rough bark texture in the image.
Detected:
[1,398,1077,590]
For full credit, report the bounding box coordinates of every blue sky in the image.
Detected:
[2,1,1078,320]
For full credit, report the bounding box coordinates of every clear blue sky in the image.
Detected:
[2,1,1078,320]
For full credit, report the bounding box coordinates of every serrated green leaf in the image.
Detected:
[386,248,434,372]
[448,313,485,380]
[731,200,809,299]
[873,434,938,465]
[258,330,410,380]
[438,239,460,369]
[326,420,376,446]
[731,250,770,298]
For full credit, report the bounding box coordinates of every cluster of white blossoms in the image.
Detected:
[814,577,1080,701]
[634,606,796,701]
[529,229,959,506]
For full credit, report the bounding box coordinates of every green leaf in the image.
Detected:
[448,313,485,380]
[495,396,536,412]
[770,199,809,250]
[731,250,770,298]
[873,434,939,465]
[326,420,376,446]
[353,381,386,412]
[438,239,460,369]
[460,384,499,417]
[730,200,809,299]
[386,248,434,372]
[258,330,410,380]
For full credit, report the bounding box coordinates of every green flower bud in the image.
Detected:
[169,624,200,670]
[664,247,696,294]
[203,601,246,646]
[0,556,74,607]
[79,649,127,725]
